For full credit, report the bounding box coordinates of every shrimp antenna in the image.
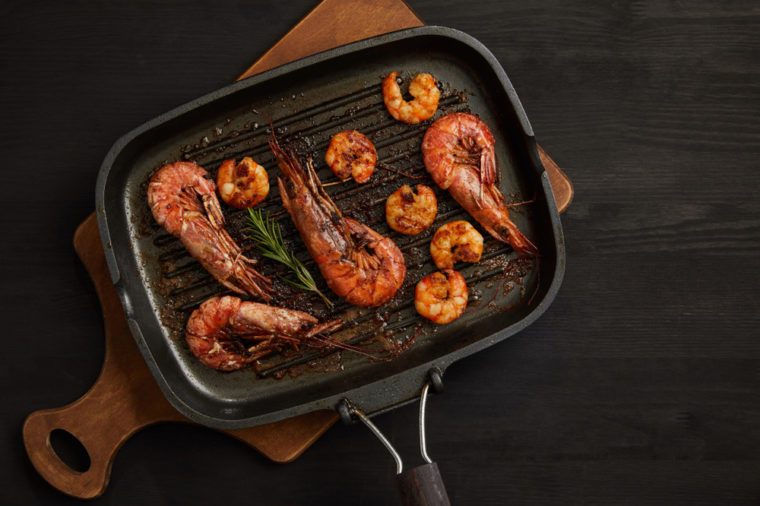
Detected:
[307,333,388,361]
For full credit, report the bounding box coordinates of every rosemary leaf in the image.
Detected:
[246,208,333,307]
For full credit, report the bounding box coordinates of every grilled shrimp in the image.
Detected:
[324,130,377,183]
[148,161,272,300]
[415,270,468,324]
[271,134,406,307]
[430,220,483,270]
[385,184,438,235]
[382,71,440,124]
[422,113,538,255]
[216,156,269,209]
[186,296,341,371]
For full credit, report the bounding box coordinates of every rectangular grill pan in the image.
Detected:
[96,26,565,430]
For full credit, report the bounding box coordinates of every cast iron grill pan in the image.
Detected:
[96,27,565,430]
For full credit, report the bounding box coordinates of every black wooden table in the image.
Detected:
[1,1,758,504]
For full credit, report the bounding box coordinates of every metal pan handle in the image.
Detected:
[339,369,450,506]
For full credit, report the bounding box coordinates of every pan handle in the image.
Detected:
[397,461,449,506]
[340,369,451,506]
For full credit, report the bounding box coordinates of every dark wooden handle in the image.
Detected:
[397,462,451,506]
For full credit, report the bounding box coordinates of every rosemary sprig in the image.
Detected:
[246,208,333,307]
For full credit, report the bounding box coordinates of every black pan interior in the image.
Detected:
[97,27,564,428]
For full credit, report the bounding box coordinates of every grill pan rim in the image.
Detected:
[95,26,565,429]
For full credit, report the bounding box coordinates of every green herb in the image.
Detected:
[246,208,333,307]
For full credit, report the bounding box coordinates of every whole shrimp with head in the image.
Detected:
[186,296,342,371]
[148,161,273,300]
[422,112,538,256]
[270,134,406,307]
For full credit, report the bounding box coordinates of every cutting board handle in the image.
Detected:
[23,404,130,500]
[21,215,189,499]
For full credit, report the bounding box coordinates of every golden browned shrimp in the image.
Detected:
[186,296,341,371]
[271,133,406,307]
[422,112,538,255]
[382,71,440,125]
[414,270,468,324]
[324,130,377,183]
[216,157,269,209]
[430,220,483,270]
[148,162,272,300]
[385,184,438,235]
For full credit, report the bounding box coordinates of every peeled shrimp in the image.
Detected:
[148,161,272,300]
[324,130,377,183]
[414,270,468,324]
[430,220,483,270]
[186,296,341,371]
[382,71,440,125]
[385,184,438,235]
[216,156,269,209]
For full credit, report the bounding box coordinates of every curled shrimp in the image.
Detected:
[422,112,538,255]
[148,161,272,300]
[271,133,406,307]
[385,184,438,235]
[186,296,342,371]
[430,220,483,270]
[382,71,440,125]
[216,156,269,209]
[415,270,468,324]
[324,130,377,183]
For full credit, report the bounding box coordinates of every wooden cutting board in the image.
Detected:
[22,0,574,499]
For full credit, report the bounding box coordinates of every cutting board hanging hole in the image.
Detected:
[49,429,91,473]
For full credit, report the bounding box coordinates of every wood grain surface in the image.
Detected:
[3,1,760,505]
[239,0,422,79]
[20,0,577,499]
